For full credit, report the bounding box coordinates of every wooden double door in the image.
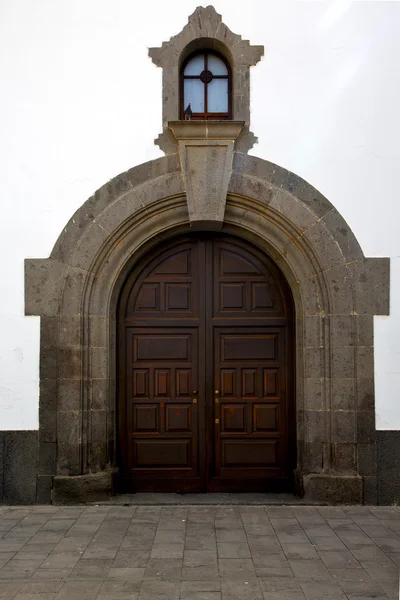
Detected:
[118,235,294,493]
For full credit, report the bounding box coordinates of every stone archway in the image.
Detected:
[25,152,389,504]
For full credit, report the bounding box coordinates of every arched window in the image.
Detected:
[180,51,232,120]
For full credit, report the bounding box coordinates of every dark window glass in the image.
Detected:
[181,51,231,120]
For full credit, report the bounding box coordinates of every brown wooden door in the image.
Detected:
[208,238,293,491]
[118,235,294,493]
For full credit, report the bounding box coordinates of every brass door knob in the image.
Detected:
[214,390,220,394]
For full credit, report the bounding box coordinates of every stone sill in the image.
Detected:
[169,120,244,141]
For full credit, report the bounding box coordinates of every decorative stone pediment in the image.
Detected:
[169,120,243,228]
[149,6,264,154]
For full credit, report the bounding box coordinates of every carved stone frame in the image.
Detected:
[25,152,389,504]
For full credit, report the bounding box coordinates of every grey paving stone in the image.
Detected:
[184,535,217,551]
[144,558,182,579]
[374,538,400,552]
[329,568,371,582]
[131,508,160,524]
[317,550,361,569]
[252,553,288,568]
[0,581,25,598]
[138,580,180,599]
[150,542,184,559]
[157,520,186,532]
[304,525,341,537]
[387,552,400,566]
[260,577,304,593]
[51,538,90,553]
[121,539,153,552]
[19,582,64,594]
[339,579,389,597]
[181,566,220,580]
[265,507,295,519]
[216,530,248,543]
[153,529,185,543]
[69,558,113,578]
[359,524,397,537]
[247,536,282,554]
[380,580,399,600]
[0,541,27,552]
[270,518,303,531]
[317,507,347,519]
[96,594,139,600]
[112,550,150,568]
[221,580,263,600]
[299,580,347,599]
[55,580,102,599]
[218,559,256,578]
[127,523,158,535]
[4,558,43,570]
[181,581,221,593]
[289,559,331,580]
[98,579,142,594]
[275,531,310,544]
[308,536,347,551]
[31,567,73,580]
[53,508,85,519]
[255,566,293,578]
[0,553,15,568]
[40,552,82,569]
[41,519,76,532]
[263,590,305,600]
[108,567,146,580]
[359,555,396,569]
[242,525,274,537]
[184,550,217,567]
[186,523,215,534]
[13,594,57,600]
[214,519,243,531]
[181,593,221,600]
[217,543,251,559]
[187,508,215,523]
[0,566,36,579]
[359,564,399,581]
[82,544,120,559]
[281,544,320,561]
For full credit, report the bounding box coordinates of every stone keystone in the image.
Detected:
[169,120,244,228]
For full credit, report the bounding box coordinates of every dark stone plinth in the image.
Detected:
[303,474,363,504]
[53,471,114,504]
[377,431,400,505]
[3,431,38,505]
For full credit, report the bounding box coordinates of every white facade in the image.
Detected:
[0,0,399,431]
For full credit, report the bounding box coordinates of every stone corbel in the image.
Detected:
[169,121,244,229]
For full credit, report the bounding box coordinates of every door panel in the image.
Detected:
[125,327,199,490]
[118,235,294,493]
[209,238,291,492]
[119,239,203,492]
[212,327,287,489]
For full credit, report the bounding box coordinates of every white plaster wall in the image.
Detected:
[0,0,399,430]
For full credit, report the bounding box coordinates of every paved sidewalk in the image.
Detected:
[0,505,399,599]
